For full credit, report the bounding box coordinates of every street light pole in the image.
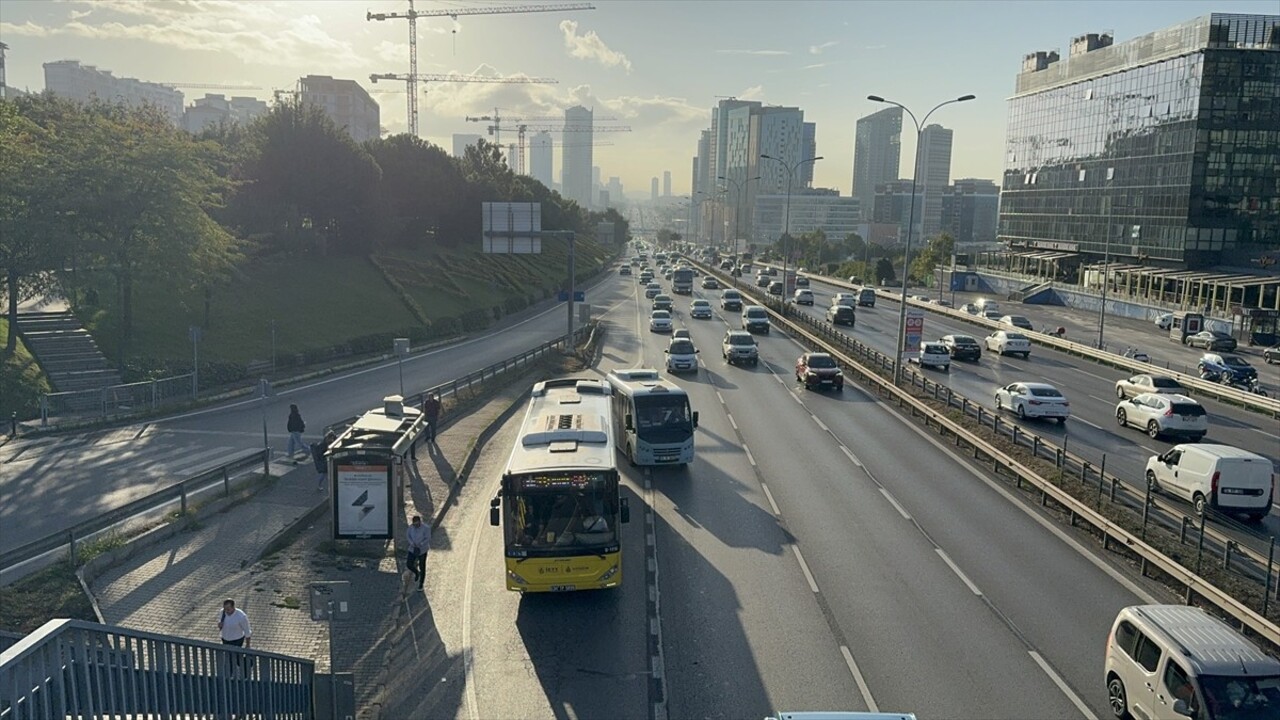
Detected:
[867,93,975,385]
[1096,166,1115,350]
[718,174,761,259]
[760,154,823,315]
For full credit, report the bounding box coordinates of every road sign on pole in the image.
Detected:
[557,291,586,302]
[904,310,925,354]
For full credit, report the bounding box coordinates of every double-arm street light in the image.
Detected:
[696,189,726,248]
[718,174,761,257]
[759,154,822,314]
[867,93,975,384]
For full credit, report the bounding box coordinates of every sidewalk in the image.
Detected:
[87,372,541,717]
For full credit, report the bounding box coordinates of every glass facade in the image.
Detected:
[999,14,1279,269]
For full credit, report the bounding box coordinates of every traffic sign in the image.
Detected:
[904,310,925,353]
[558,291,586,302]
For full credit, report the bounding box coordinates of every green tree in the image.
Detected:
[875,257,896,285]
[910,232,955,283]
[365,134,468,249]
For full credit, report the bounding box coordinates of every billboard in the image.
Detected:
[482,202,542,253]
[904,310,925,354]
[333,457,393,539]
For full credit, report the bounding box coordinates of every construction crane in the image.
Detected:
[366,1,594,137]
[369,73,557,124]
[465,109,623,174]
[159,82,262,90]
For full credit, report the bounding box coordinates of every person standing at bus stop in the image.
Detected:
[422,393,441,444]
[285,404,307,463]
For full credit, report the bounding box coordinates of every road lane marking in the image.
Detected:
[1072,367,1111,382]
[840,645,880,713]
[879,488,911,520]
[715,391,725,404]
[744,445,757,467]
[1087,395,1110,403]
[792,545,820,593]
[935,549,982,595]
[460,469,488,720]
[839,445,864,468]
[812,414,829,432]
[791,392,804,405]
[643,465,669,720]
[1073,417,1106,432]
[761,482,782,515]
[1029,650,1099,720]
[727,414,738,431]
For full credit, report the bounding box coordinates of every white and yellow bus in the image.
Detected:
[606,369,699,467]
[489,378,631,592]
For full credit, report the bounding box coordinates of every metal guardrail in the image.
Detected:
[0,618,313,719]
[0,449,269,577]
[42,374,196,426]
[696,259,1280,646]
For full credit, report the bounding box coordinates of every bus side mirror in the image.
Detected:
[692,411,700,428]
[489,498,499,527]
[621,497,630,524]
[625,414,633,431]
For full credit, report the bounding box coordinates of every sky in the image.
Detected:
[2,0,1275,200]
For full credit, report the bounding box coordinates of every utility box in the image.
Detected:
[314,672,355,720]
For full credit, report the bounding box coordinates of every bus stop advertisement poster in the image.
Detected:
[333,456,393,540]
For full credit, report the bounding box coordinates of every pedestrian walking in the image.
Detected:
[217,599,252,673]
[286,404,307,463]
[422,393,441,443]
[311,431,336,491]
[406,515,431,589]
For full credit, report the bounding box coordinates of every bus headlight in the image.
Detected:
[598,564,620,582]
[507,570,529,585]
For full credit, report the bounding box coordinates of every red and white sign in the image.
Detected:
[904,310,925,354]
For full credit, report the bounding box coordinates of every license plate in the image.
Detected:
[1181,415,1194,421]
[549,585,576,592]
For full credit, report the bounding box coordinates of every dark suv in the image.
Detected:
[826,304,856,327]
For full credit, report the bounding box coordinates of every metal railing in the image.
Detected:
[0,449,268,579]
[0,619,313,719]
[42,374,196,425]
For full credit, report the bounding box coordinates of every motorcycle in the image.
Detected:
[1122,347,1151,363]
[1220,374,1268,396]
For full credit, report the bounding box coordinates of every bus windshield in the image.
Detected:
[634,394,694,444]
[504,472,619,555]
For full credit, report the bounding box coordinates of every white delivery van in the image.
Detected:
[1105,604,1280,720]
[1144,443,1274,520]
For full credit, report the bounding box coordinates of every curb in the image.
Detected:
[256,498,332,563]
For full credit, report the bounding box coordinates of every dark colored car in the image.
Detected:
[795,352,843,391]
[1198,353,1256,382]
[1186,330,1237,351]
[827,304,856,327]
[767,281,784,296]
[940,334,982,361]
[795,276,810,287]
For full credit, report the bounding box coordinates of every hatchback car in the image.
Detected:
[910,342,950,371]
[995,382,1069,423]
[1114,373,1188,399]
[649,310,673,333]
[689,299,713,319]
[665,338,699,374]
[1185,330,1237,351]
[795,276,810,288]
[742,305,771,334]
[1000,315,1034,331]
[827,304,856,327]
[1116,393,1208,441]
[940,334,981,361]
[1198,352,1257,382]
[652,294,674,312]
[793,289,814,305]
[722,330,759,366]
[700,276,720,290]
[832,292,856,307]
[767,281,784,296]
[985,331,1032,358]
[644,282,661,299]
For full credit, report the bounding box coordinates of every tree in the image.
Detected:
[910,232,955,283]
[875,257,896,285]
[365,134,467,249]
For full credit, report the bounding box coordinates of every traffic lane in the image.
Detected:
[725,336,1089,717]
[625,276,863,717]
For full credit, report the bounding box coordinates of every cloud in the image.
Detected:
[808,41,838,55]
[865,44,888,50]
[559,20,632,72]
[716,49,789,56]
[803,63,828,70]
[0,21,51,37]
[738,85,766,101]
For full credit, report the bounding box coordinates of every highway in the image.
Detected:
[0,274,612,558]
[427,267,1171,719]
[738,271,1280,539]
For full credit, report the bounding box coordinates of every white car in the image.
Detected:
[909,342,950,371]
[690,299,713,319]
[644,282,661,299]
[985,331,1031,358]
[665,338,699,374]
[1115,393,1208,441]
[792,289,814,305]
[995,382,1069,423]
[959,303,981,315]
[1114,373,1188,400]
[1154,312,1174,330]
[649,310,673,333]
[832,292,856,307]
[672,328,691,340]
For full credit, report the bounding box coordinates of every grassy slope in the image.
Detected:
[0,318,51,420]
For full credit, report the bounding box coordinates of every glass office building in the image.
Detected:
[999,14,1279,270]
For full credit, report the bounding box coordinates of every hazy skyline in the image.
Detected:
[2,0,1274,199]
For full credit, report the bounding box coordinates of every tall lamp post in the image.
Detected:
[718,174,761,258]
[867,93,975,384]
[1096,166,1115,350]
[760,154,823,315]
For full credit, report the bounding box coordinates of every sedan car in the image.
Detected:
[1266,345,1280,365]
[1114,373,1188,399]
[689,299,713,319]
[982,310,1004,322]
[652,294,674,312]
[1115,393,1208,441]
[940,334,982,361]
[619,265,631,276]
[649,310,673,333]
[664,338,699,374]
[795,352,844,391]
[959,303,981,315]
[1000,315,1035,331]
[1185,330,1237,351]
[701,276,720,290]
[995,382,1069,423]
[1154,313,1174,330]
[793,289,814,305]
[756,274,772,287]
[985,331,1032,358]
[826,304,856,327]
[644,282,661,299]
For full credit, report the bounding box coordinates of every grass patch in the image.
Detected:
[0,560,97,634]
[317,539,391,559]
[0,318,52,422]
[271,595,301,610]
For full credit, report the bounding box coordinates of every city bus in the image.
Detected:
[489,378,630,592]
[606,369,699,466]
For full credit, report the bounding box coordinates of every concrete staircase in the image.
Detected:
[15,311,122,404]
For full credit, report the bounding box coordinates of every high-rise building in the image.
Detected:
[752,188,860,245]
[651,178,659,202]
[452,133,484,159]
[719,104,807,242]
[663,171,672,197]
[529,131,553,187]
[0,42,9,100]
[607,176,624,208]
[1000,14,1280,269]
[298,75,379,143]
[184,94,268,134]
[942,179,1001,244]
[801,122,817,186]
[872,179,921,243]
[852,107,903,222]
[917,124,954,238]
[43,60,184,125]
[562,105,594,208]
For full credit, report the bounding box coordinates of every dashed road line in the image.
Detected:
[791,545,820,593]
[838,445,864,468]
[760,482,782,515]
[840,645,880,713]
[1029,651,1099,719]
[715,391,725,404]
[743,445,757,467]
[1073,417,1106,432]
[727,414,738,431]
[811,414,829,432]
[935,548,983,595]
[643,467,668,720]
[879,488,912,520]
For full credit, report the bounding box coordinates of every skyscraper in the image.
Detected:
[663,171,672,197]
[801,122,817,186]
[562,105,594,209]
[852,106,903,222]
[917,124,954,238]
[651,178,659,201]
[529,131,553,188]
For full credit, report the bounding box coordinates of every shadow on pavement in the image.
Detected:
[375,591,467,718]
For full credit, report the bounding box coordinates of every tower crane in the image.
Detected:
[464,109,624,174]
[369,72,557,133]
[366,1,594,137]
[159,82,262,91]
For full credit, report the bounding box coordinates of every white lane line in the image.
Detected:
[812,414,829,433]
[744,445,757,467]
[1073,417,1106,432]
[935,548,983,595]
[839,445,864,468]
[879,488,912,520]
[1254,427,1277,437]
[715,391,725,404]
[761,482,782,515]
[840,645,880,713]
[1087,395,1110,403]
[1029,650,1099,720]
[791,392,805,405]
[1072,367,1111,382]
[727,414,739,431]
[791,545,820,593]
[460,469,489,720]
[775,375,785,385]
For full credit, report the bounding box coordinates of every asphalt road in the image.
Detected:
[428,268,1173,719]
[0,273,615,558]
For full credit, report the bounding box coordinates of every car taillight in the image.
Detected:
[1029,400,1042,405]
[1211,471,1220,497]
[1164,407,1174,417]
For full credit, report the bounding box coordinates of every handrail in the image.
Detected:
[695,258,1280,647]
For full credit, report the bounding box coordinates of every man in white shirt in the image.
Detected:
[218,599,252,674]
[406,515,431,590]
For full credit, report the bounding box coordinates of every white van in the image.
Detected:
[975,298,1001,315]
[1144,444,1274,520]
[1105,604,1280,720]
